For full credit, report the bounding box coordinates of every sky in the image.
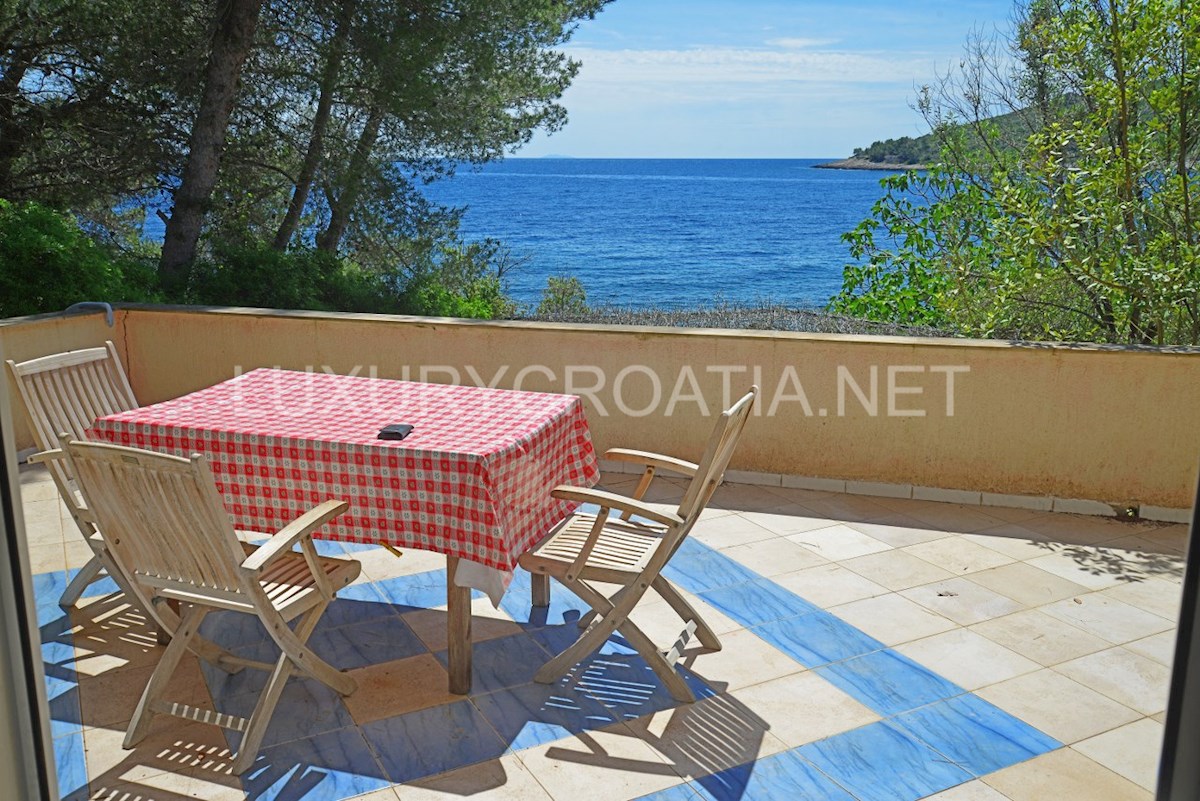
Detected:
[518,0,1018,159]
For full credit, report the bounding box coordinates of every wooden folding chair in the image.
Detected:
[56,438,361,775]
[7,341,139,607]
[520,387,758,703]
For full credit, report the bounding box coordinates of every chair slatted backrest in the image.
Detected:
[676,387,759,527]
[8,342,138,515]
[64,440,249,597]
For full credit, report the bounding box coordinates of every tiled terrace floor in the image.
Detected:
[21,463,1187,801]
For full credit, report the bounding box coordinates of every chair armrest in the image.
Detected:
[605,448,698,478]
[241,499,348,573]
[29,448,63,464]
[551,486,683,527]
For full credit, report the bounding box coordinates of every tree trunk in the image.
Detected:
[272,0,353,251]
[159,0,263,287]
[316,104,382,255]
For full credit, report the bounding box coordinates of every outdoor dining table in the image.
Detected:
[88,367,600,694]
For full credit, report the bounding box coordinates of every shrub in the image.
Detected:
[536,275,588,316]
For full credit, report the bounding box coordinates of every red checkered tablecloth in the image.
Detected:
[89,368,599,576]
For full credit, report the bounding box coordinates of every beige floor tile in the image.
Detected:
[27,541,65,574]
[773,563,889,608]
[85,771,248,801]
[792,493,892,523]
[1125,630,1177,667]
[23,507,65,548]
[879,500,1005,533]
[515,724,682,801]
[1054,647,1172,716]
[19,466,61,500]
[739,508,841,536]
[622,691,789,779]
[690,514,777,549]
[840,549,955,591]
[1040,595,1173,645]
[642,587,745,636]
[830,594,957,646]
[1024,550,1133,591]
[962,526,1057,561]
[976,669,1141,743]
[965,562,1088,608]
[676,628,805,692]
[970,609,1110,667]
[920,780,1011,800]
[709,484,794,513]
[728,671,879,748]
[894,629,1040,691]
[65,538,97,570]
[78,654,210,730]
[983,747,1151,801]
[355,547,448,582]
[1101,578,1184,621]
[1073,717,1163,792]
[903,537,1015,575]
[83,718,241,791]
[720,536,828,576]
[786,524,891,561]
[347,789,403,801]
[344,654,458,725]
[400,753,551,800]
[899,577,1024,626]
[844,519,948,548]
[1019,514,1152,546]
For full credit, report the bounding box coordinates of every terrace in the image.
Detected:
[5,305,1198,800]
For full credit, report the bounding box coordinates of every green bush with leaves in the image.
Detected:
[832,0,1200,345]
[536,275,589,316]
[0,199,159,317]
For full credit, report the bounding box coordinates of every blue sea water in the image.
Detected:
[423,158,899,309]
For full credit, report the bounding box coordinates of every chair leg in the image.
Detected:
[58,555,105,608]
[125,604,209,748]
[652,576,721,651]
[534,578,643,685]
[231,604,325,775]
[616,617,696,703]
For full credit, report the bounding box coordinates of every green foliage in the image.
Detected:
[398,240,518,319]
[833,0,1200,345]
[0,200,159,317]
[851,136,940,166]
[536,275,589,316]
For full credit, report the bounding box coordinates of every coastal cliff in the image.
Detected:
[812,158,927,171]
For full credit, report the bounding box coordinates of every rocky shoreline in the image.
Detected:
[812,157,927,171]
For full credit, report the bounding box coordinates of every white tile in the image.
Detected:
[970,609,1111,667]
[839,550,955,591]
[829,593,957,646]
[402,753,553,800]
[894,629,1040,690]
[720,537,828,577]
[1073,718,1164,792]
[1054,647,1172,715]
[678,629,806,692]
[690,514,777,549]
[899,577,1024,626]
[729,671,880,748]
[845,519,948,548]
[966,562,1088,607]
[515,724,681,801]
[922,780,1012,800]
[983,747,1152,801]
[1125,630,1177,668]
[738,509,841,536]
[1102,578,1184,621]
[786,524,891,561]
[976,669,1141,744]
[1026,550,1138,591]
[903,537,1015,575]
[1041,595,1173,645]
[773,563,889,608]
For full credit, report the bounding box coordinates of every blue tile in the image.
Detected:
[45,673,81,738]
[434,633,552,693]
[317,594,402,630]
[472,681,619,751]
[242,725,391,801]
[699,578,820,627]
[362,700,507,783]
[499,568,590,627]
[336,540,387,554]
[198,609,269,651]
[54,731,88,801]
[530,622,638,659]
[33,571,69,627]
[76,571,120,599]
[309,615,426,670]
[661,540,759,594]
[892,694,1061,777]
[751,613,884,668]
[371,570,484,611]
[217,676,356,751]
[798,721,973,801]
[692,749,856,801]
[815,650,965,717]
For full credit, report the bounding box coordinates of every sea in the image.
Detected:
[422,158,899,310]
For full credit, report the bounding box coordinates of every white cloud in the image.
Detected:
[764,37,839,49]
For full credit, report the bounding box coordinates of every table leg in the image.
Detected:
[531,572,551,607]
[446,556,472,695]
